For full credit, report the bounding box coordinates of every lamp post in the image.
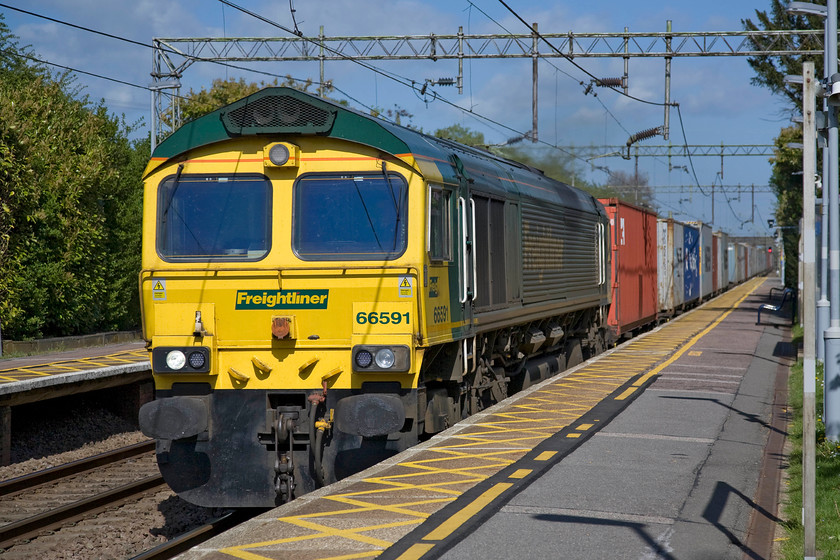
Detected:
[818,2,840,448]
[791,0,832,370]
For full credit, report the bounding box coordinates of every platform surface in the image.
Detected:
[176,276,790,560]
[0,342,149,402]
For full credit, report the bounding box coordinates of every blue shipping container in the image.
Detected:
[683,225,700,302]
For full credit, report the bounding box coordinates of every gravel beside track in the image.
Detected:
[0,389,224,559]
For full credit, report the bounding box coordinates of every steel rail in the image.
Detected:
[128,510,259,560]
[0,474,165,549]
[0,440,155,496]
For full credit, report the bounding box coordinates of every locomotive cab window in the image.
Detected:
[428,186,452,261]
[157,173,271,261]
[293,172,408,261]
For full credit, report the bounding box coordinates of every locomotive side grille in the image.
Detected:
[522,203,564,302]
[563,208,598,286]
[221,94,336,134]
[489,199,507,305]
[522,203,598,303]
[473,196,491,309]
[472,195,508,309]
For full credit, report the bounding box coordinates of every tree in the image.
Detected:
[434,124,486,146]
[179,75,335,123]
[741,0,821,287]
[0,16,145,339]
[605,170,656,209]
[742,1,823,108]
[768,126,803,287]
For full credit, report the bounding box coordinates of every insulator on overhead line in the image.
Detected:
[626,126,662,147]
[437,78,455,86]
[596,77,623,87]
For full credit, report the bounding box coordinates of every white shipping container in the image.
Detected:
[657,218,685,314]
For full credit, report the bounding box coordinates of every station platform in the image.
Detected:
[178,276,791,560]
[0,341,150,464]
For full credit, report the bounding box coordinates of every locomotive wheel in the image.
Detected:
[592,329,607,356]
[506,363,530,393]
[565,338,583,369]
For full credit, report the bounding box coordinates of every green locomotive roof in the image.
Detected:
[149,86,603,215]
[151,87,437,166]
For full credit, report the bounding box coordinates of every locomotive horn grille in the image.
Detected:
[221,92,336,135]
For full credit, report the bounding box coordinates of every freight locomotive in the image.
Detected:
[137,87,771,508]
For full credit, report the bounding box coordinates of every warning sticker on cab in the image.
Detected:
[398,276,413,298]
[152,279,167,301]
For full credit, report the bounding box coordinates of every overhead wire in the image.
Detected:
[216,0,601,169]
[494,0,748,204]
[0,2,391,123]
[0,3,322,93]
[466,0,631,137]
[1,0,625,174]
[711,170,750,226]
[495,0,668,107]
[673,104,709,196]
[0,46,184,97]
[4,0,570,160]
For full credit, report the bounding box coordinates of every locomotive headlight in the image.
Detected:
[166,350,187,370]
[268,143,290,166]
[374,348,396,369]
[264,142,299,168]
[351,345,409,372]
[152,346,211,373]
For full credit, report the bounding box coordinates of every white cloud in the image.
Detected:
[1,0,781,224]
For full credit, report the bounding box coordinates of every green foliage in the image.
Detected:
[742,0,824,108]
[742,1,820,288]
[769,127,803,288]
[179,75,333,123]
[433,124,486,146]
[780,357,840,558]
[493,144,618,199]
[0,17,144,339]
[431,123,620,199]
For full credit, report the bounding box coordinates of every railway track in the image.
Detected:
[130,510,259,560]
[0,439,259,558]
[0,440,161,550]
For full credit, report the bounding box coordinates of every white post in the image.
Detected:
[802,61,817,560]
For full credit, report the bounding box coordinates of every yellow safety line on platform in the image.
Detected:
[0,349,147,383]
[218,277,766,560]
[614,278,763,401]
[422,482,513,541]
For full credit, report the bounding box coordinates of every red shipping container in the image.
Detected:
[599,199,658,337]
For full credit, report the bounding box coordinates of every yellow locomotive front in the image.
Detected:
[138,90,436,507]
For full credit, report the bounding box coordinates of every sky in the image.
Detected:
[0,0,797,237]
